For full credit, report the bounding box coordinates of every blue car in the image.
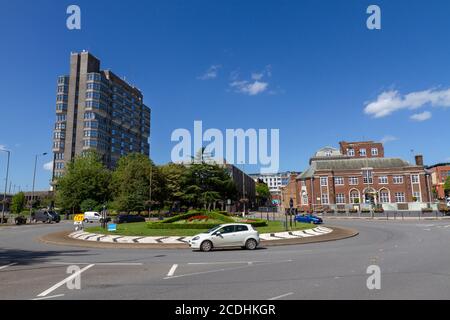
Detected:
[294,214,323,224]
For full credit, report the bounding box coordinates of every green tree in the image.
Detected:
[80,199,99,212]
[256,181,270,206]
[111,153,165,213]
[11,192,26,214]
[182,162,237,210]
[160,163,185,211]
[445,176,450,197]
[55,151,111,214]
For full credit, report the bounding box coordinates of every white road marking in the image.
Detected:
[37,264,95,297]
[47,262,142,266]
[187,260,293,265]
[167,264,178,277]
[32,294,65,300]
[0,263,17,270]
[268,292,294,300]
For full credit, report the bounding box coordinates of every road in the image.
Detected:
[1,219,450,300]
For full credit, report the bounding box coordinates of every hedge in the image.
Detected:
[147,223,221,230]
[154,211,235,224]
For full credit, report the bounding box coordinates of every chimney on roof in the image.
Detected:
[415,155,424,166]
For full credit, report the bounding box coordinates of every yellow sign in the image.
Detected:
[74,214,85,222]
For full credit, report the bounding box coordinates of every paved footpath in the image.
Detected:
[68,226,333,244]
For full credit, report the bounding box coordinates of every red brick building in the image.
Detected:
[427,163,450,200]
[297,141,432,211]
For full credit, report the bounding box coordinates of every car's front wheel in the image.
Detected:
[200,240,213,252]
[245,239,258,250]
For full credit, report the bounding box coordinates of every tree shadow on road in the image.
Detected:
[0,248,95,267]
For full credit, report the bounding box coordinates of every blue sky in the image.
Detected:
[0,0,450,191]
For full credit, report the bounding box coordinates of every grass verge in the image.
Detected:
[85,220,315,237]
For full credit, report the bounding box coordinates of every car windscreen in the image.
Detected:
[206,225,221,233]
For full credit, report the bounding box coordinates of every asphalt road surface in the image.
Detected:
[1,219,450,300]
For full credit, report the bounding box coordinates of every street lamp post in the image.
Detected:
[30,153,47,217]
[242,162,246,217]
[1,149,10,223]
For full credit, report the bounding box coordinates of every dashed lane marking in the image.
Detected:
[268,292,294,300]
[167,264,178,277]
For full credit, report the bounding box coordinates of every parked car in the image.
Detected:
[83,211,110,223]
[31,210,61,223]
[294,214,323,224]
[113,214,145,224]
[189,223,260,252]
[15,215,28,225]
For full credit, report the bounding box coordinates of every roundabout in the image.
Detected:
[2,218,450,300]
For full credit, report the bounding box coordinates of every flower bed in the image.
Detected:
[187,215,209,222]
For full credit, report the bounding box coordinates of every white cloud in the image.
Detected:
[364,88,450,118]
[197,65,221,80]
[43,161,53,171]
[230,80,269,96]
[380,135,398,144]
[0,144,6,151]
[410,111,432,121]
[229,65,273,96]
[251,73,264,80]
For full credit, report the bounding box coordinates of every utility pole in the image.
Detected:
[149,161,153,218]
[1,149,10,222]
[30,153,47,217]
[242,162,246,217]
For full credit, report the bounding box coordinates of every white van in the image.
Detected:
[83,211,102,223]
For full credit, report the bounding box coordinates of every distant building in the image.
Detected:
[249,172,300,205]
[297,141,432,211]
[23,191,55,208]
[280,173,300,212]
[225,164,256,212]
[427,163,450,199]
[52,51,151,182]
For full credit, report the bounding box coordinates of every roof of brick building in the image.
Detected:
[298,158,416,179]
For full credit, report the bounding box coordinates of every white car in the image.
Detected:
[189,223,260,252]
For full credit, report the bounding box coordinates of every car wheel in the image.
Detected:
[83,219,88,223]
[245,239,257,250]
[200,240,213,252]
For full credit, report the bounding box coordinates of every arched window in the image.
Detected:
[349,189,360,204]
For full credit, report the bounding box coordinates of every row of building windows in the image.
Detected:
[55,153,64,160]
[55,162,65,170]
[346,148,379,157]
[56,94,68,102]
[87,73,102,82]
[320,175,420,186]
[56,103,67,111]
[85,100,107,111]
[55,123,66,130]
[57,85,68,93]
[56,115,67,122]
[53,141,64,149]
[54,132,65,139]
[319,191,420,205]
[58,76,69,85]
